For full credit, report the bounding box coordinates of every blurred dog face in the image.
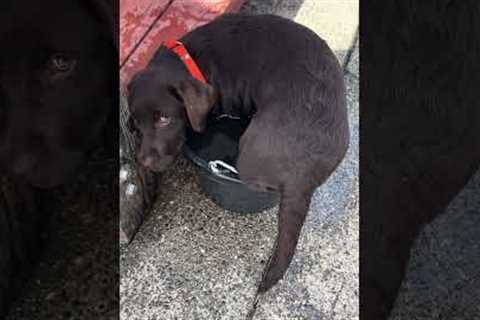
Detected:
[0,0,115,188]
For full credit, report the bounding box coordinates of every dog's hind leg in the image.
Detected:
[258,187,313,293]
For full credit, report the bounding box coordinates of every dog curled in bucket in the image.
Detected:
[128,14,349,292]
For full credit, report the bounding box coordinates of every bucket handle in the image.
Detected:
[208,160,242,182]
[183,146,243,183]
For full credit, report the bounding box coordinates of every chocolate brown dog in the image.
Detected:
[128,13,349,292]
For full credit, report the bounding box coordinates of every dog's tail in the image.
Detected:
[258,188,313,293]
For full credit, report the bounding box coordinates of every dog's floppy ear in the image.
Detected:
[83,0,118,50]
[126,72,141,108]
[176,79,217,132]
[126,70,150,109]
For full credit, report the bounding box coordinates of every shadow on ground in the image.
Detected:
[390,167,480,320]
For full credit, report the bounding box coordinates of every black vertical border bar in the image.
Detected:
[360,1,480,319]
[0,0,120,318]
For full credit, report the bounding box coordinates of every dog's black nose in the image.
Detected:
[12,154,34,175]
[139,155,154,170]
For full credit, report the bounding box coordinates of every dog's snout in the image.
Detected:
[140,155,154,169]
[138,148,157,170]
[12,153,34,175]
[137,147,174,172]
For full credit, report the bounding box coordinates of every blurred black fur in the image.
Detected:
[361,1,480,318]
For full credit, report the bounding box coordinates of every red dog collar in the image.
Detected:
[163,39,207,84]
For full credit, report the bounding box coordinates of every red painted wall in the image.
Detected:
[120,0,245,88]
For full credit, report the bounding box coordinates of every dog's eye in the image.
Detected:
[49,54,76,73]
[168,86,183,102]
[153,112,171,128]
